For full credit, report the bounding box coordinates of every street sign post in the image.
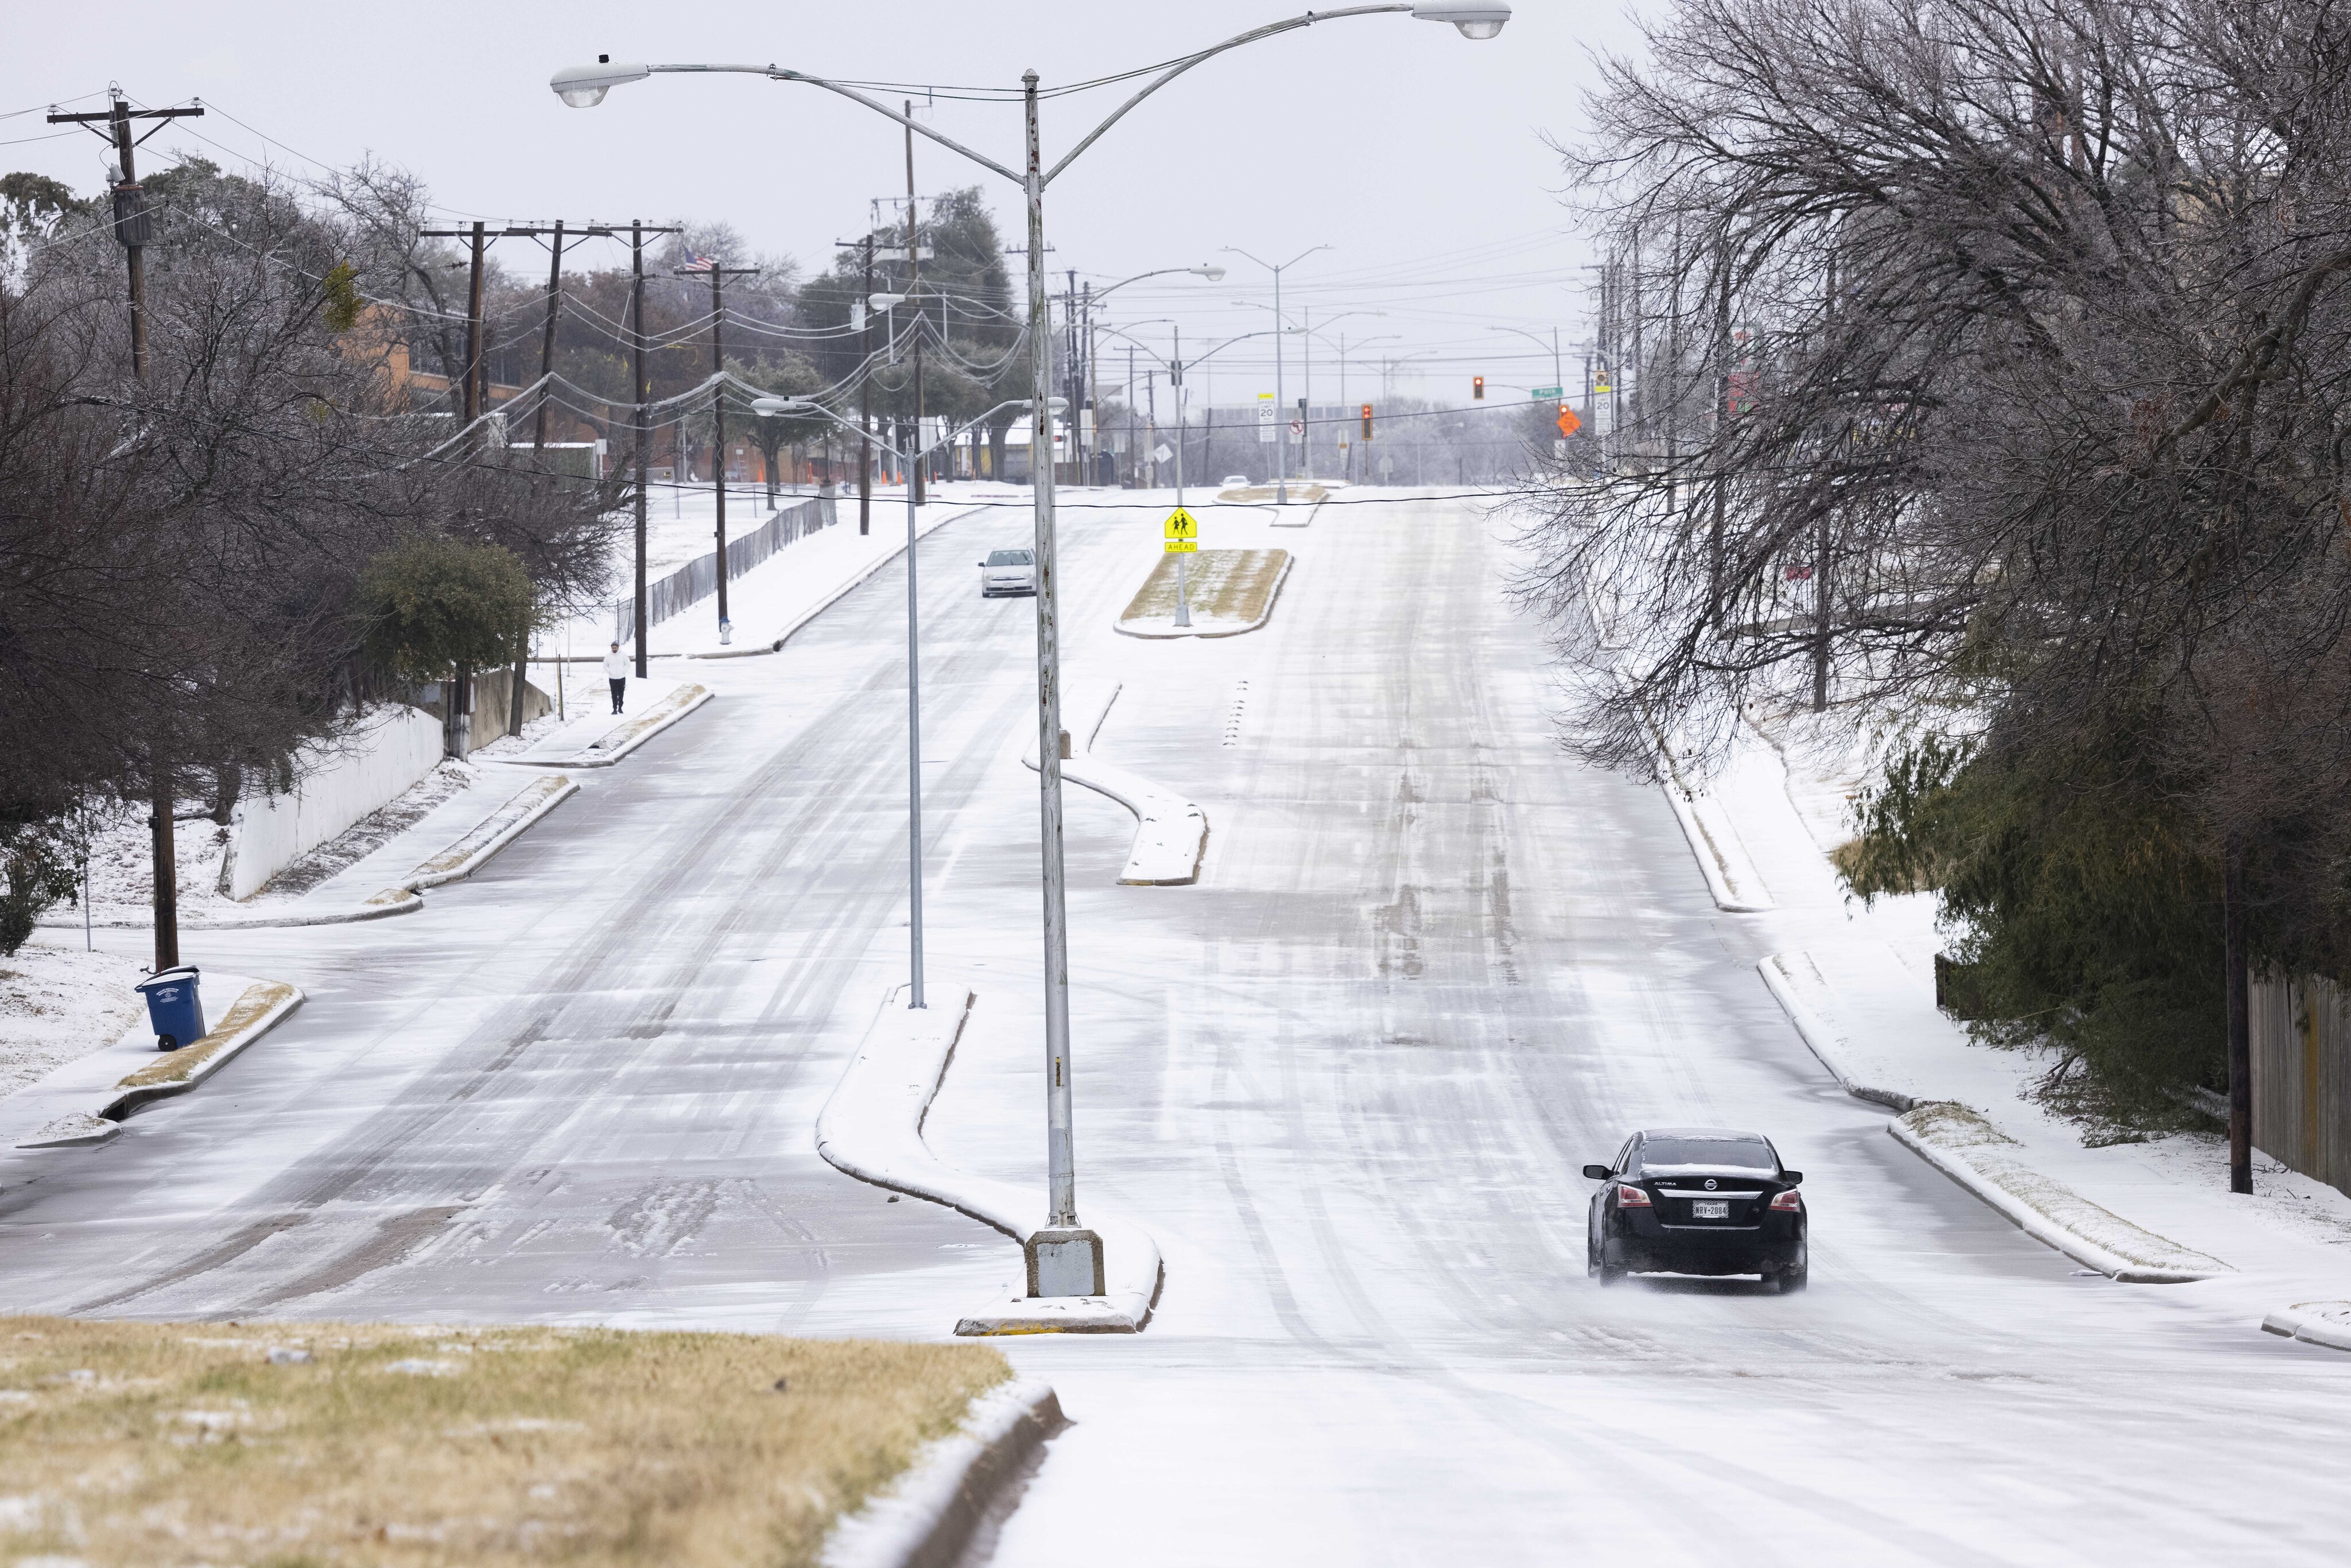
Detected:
[1165,506,1198,625]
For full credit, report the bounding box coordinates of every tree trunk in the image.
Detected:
[210,764,240,826]
[509,641,529,740]
[2225,839,2252,1194]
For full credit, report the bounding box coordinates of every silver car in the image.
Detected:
[979,548,1036,597]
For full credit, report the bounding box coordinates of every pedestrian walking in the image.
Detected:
[604,641,629,714]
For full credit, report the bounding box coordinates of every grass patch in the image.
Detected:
[0,1315,1008,1567]
[1119,548,1289,626]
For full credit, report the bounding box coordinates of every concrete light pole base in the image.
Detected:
[1025,1227,1105,1297]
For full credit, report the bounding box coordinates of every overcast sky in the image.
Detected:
[3,2,1648,407]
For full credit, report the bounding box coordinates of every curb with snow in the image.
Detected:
[701,502,988,659]
[509,684,711,769]
[820,1379,1063,1568]
[1114,550,1293,640]
[1759,950,2230,1283]
[1891,1103,2230,1283]
[2261,1301,2351,1352]
[814,985,1162,1334]
[1023,682,1207,886]
[1657,747,1772,912]
[20,976,305,1148]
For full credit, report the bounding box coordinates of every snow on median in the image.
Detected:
[1022,681,1207,887]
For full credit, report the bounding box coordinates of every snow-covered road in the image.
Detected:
[4,492,2349,1562]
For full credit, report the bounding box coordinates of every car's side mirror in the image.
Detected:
[1780,1170,1803,1185]
[1581,1164,1612,1181]
[977,561,987,566]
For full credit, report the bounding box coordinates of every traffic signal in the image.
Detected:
[1473,375,1485,401]
[1360,403,1374,440]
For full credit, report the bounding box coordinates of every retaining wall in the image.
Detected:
[225,706,443,899]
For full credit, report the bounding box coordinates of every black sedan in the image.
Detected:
[1585,1128,1807,1291]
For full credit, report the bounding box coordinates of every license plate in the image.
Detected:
[1692,1200,1730,1220]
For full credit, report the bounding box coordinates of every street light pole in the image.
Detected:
[557,0,1511,1301]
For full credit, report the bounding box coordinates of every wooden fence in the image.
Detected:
[2251,971,2351,1195]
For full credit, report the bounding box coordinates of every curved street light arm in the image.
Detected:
[1091,267,1220,302]
[639,63,1023,184]
[1043,5,1411,186]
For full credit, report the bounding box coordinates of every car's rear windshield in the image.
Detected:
[1639,1136,1776,1173]
[986,549,1034,566]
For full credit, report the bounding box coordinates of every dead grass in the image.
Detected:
[0,1315,1008,1568]
[1120,548,1290,627]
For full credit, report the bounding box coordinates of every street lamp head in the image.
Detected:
[752,395,814,418]
[1023,397,1071,414]
[1411,2,1511,38]
[1193,265,1227,282]
[551,56,650,108]
[868,292,908,310]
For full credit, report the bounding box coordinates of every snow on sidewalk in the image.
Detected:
[550,487,1015,662]
[1712,716,2351,1312]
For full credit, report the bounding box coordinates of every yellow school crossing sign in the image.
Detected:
[1163,506,1198,553]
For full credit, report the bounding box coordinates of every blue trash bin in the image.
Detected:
[135,966,204,1051]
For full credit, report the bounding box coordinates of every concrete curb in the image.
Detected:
[1114,549,1294,641]
[48,774,581,933]
[1267,498,1323,528]
[1661,780,1772,911]
[402,773,579,890]
[1890,1103,2229,1283]
[1756,954,1918,1112]
[695,503,988,659]
[509,685,711,768]
[1759,949,2230,1283]
[813,984,1162,1334]
[819,1379,1065,1568]
[2262,1302,2351,1352]
[1023,682,1208,886]
[20,978,305,1147]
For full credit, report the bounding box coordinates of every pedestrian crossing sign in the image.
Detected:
[1163,506,1198,541]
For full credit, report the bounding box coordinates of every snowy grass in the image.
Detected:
[1119,548,1289,629]
[0,1315,1009,1568]
[0,944,148,1100]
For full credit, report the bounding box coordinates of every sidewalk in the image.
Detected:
[547,487,1018,662]
[1696,719,2351,1318]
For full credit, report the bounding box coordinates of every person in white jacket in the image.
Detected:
[603,642,630,713]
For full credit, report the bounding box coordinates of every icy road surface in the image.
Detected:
[3,492,2349,1563]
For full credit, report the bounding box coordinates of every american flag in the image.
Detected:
[678,253,717,273]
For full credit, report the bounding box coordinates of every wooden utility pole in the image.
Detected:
[632,222,651,677]
[859,234,877,534]
[420,222,618,437]
[50,91,203,971]
[688,260,760,631]
[533,220,567,452]
[905,104,928,508]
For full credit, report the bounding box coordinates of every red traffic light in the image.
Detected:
[1360,402,1374,438]
[1472,375,1485,401]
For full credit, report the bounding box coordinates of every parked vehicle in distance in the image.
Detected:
[979,548,1036,597]
[1585,1128,1807,1291]
[1220,474,1251,487]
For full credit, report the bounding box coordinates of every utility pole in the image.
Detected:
[533,221,566,452]
[860,234,877,534]
[50,90,203,970]
[632,222,651,679]
[905,104,928,509]
[421,222,613,436]
[689,259,760,636]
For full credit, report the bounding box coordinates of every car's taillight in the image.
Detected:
[1616,1184,1652,1208]
[1770,1189,1802,1211]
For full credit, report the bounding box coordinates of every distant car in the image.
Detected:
[979,548,1036,597]
[1220,474,1251,487]
[1585,1128,1807,1291]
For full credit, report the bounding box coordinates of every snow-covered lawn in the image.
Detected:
[0,942,148,1101]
